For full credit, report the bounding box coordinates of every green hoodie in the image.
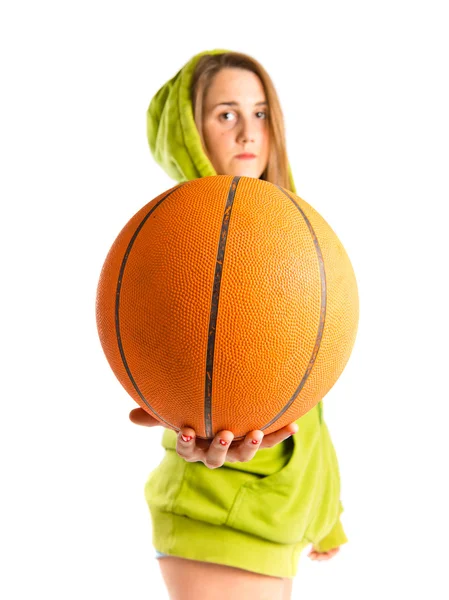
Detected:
[143,49,348,579]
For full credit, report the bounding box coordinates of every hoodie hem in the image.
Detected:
[149,507,310,579]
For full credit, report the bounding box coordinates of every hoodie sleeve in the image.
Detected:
[312,500,348,552]
[312,400,349,552]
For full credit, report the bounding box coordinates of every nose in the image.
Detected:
[239,134,254,144]
[236,116,256,145]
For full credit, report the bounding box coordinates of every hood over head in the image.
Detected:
[147,49,296,192]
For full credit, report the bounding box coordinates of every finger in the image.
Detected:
[203,430,235,469]
[259,423,299,449]
[309,551,327,561]
[129,408,160,427]
[226,430,264,463]
[175,427,199,461]
[313,551,333,561]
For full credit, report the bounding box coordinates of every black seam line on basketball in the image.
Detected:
[254,185,328,432]
[115,183,187,431]
[204,176,241,439]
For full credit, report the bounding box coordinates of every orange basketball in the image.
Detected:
[96,175,359,440]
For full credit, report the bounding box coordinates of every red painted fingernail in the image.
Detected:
[181,435,192,442]
[219,439,229,446]
[251,439,260,444]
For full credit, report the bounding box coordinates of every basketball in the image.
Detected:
[96,175,359,441]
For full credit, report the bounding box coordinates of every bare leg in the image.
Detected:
[282,576,293,600]
[158,556,290,600]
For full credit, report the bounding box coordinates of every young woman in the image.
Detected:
[130,49,347,600]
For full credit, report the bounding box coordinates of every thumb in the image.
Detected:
[129,407,161,427]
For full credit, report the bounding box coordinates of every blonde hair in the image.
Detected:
[191,52,291,190]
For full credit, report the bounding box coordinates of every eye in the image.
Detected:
[256,111,267,119]
[219,111,236,122]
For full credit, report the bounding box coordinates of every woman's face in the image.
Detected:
[201,68,270,179]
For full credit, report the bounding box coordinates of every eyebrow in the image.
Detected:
[212,101,268,109]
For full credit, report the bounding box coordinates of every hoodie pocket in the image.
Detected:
[225,405,325,545]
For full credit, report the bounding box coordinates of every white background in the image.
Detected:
[1,1,448,598]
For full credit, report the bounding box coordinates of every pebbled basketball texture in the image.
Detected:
[96,175,359,440]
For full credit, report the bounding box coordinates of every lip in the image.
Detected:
[235,153,256,159]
